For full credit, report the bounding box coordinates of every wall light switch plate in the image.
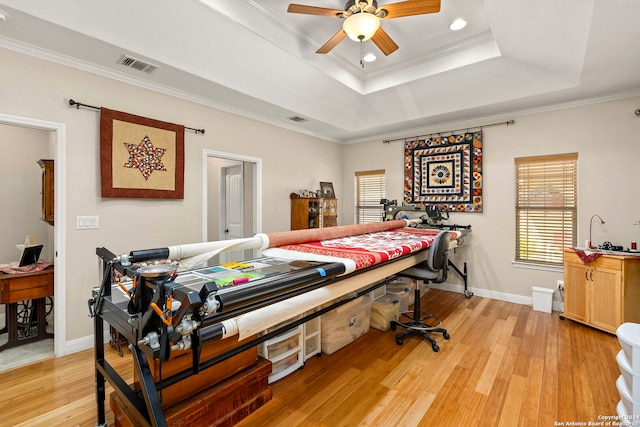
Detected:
[76,215,99,229]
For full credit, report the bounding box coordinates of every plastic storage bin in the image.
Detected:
[617,349,640,399]
[368,283,387,301]
[370,295,401,331]
[618,323,640,370]
[321,296,372,355]
[616,375,640,416]
[386,286,410,313]
[258,326,304,383]
[387,277,415,309]
[531,286,554,313]
[303,313,321,361]
[617,400,629,419]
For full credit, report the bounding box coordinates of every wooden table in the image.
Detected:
[0,266,54,351]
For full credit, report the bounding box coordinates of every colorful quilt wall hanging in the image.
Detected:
[404,131,483,213]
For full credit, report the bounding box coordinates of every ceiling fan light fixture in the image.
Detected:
[343,13,380,42]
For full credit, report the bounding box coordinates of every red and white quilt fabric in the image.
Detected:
[275,228,459,271]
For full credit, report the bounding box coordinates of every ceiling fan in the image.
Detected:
[287,0,441,56]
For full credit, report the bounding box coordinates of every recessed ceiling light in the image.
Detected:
[0,10,7,22]
[449,18,467,31]
[363,53,376,63]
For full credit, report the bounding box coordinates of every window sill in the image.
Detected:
[511,261,563,273]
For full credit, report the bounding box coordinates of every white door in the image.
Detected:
[220,162,244,263]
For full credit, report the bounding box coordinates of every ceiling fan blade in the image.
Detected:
[378,0,441,19]
[316,29,348,54]
[371,27,399,55]
[287,4,344,17]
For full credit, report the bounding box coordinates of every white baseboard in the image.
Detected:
[63,328,111,356]
[427,282,564,313]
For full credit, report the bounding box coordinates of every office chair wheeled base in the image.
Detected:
[391,312,450,352]
[394,231,451,352]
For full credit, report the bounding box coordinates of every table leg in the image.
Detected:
[0,303,19,352]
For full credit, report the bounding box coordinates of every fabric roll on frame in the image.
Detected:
[165,219,419,268]
[264,219,414,247]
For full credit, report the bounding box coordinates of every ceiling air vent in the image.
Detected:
[287,116,308,123]
[117,54,159,74]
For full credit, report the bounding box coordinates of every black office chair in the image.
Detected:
[391,230,451,352]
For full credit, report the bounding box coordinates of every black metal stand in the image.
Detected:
[448,260,472,298]
[89,249,395,427]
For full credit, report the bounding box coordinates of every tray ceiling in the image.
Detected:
[0,0,638,143]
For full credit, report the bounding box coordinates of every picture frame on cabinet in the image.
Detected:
[319,182,335,199]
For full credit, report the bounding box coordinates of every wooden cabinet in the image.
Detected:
[562,249,640,334]
[37,159,54,226]
[290,198,337,230]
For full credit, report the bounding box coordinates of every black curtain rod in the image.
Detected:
[382,119,514,144]
[68,99,205,134]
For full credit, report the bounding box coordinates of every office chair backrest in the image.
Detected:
[427,231,450,272]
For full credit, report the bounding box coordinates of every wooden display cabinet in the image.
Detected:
[562,249,640,334]
[290,198,337,230]
[37,159,54,226]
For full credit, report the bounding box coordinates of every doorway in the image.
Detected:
[0,113,67,368]
[203,150,262,265]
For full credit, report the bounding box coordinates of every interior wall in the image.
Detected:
[0,47,343,347]
[0,123,54,263]
[342,95,640,301]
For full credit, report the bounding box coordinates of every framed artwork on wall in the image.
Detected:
[319,182,335,199]
[100,107,185,199]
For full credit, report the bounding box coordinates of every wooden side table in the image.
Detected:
[0,266,54,351]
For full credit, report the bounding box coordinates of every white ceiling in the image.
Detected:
[0,0,639,143]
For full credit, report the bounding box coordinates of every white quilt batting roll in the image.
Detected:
[167,234,270,269]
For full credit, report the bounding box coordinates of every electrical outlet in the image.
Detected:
[557,280,564,290]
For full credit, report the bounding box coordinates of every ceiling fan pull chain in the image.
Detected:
[360,40,365,68]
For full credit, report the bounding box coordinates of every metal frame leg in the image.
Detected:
[448,260,472,298]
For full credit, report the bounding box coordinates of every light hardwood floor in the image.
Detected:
[0,289,623,426]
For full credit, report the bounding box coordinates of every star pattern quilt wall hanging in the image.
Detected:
[403,131,482,213]
[100,107,185,199]
[123,135,168,180]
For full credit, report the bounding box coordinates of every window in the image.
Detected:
[515,153,577,266]
[355,170,385,224]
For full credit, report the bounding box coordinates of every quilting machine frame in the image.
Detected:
[383,202,473,298]
[89,242,431,427]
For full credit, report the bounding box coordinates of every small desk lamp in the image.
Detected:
[589,214,605,249]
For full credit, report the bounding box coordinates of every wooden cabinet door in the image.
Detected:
[564,262,588,323]
[589,266,622,333]
[37,159,54,225]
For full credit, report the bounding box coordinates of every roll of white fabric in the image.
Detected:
[167,234,269,269]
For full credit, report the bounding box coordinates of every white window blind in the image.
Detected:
[515,153,577,266]
[355,170,385,224]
